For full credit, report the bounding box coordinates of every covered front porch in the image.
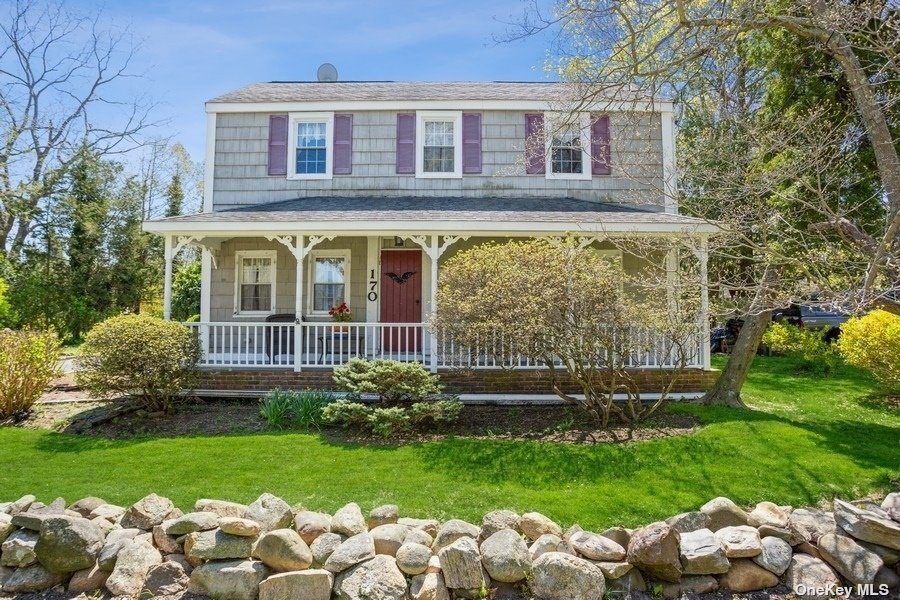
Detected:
[143,197,717,374]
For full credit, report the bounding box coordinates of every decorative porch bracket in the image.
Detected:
[266,234,336,372]
[164,235,222,320]
[542,234,608,248]
[408,234,470,372]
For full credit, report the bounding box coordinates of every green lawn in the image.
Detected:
[1,356,896,531]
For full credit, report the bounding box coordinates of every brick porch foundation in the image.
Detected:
[196,368,719,396]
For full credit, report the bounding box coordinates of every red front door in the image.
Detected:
[380,250,422,353]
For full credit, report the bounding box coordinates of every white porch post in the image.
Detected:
[199,248,212,361]
[294,234,305,373]
[699,236,711,370]
[429,234,439,373]
[163,235,174,320]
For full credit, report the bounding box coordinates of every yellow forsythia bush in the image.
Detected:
[838,309,900,392]
[77,315,201,413]
[0,329,61,420]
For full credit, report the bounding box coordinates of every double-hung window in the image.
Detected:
[545,113,592,180]
[235,251,276,315]
[416,111,462,178]
[309,250,351,314]
[288,112,334,179]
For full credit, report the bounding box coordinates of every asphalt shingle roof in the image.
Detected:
[208,81,659,104]
[151,196,707,226]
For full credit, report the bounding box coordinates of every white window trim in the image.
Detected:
[416,110,463,179]
[545,112,592,181]
[234,250,277,317]
[287,111,334,180]
[307,249,352,316]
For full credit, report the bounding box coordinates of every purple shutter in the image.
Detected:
[462,112,482,174]
[524,113,545,174]
[591,114,611,175]
[396,112,416,174]
[267,114,288,176]
[333,113,353,175]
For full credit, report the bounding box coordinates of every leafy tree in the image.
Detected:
[171,261,201,321]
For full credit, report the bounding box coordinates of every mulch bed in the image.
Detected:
[25,389,702,444]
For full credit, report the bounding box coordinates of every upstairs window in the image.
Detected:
[235,251,276,315]
[287,112,333,179]
[416,111,462,178]
[544,113,592,180]
[309,250,351,314]
[551,127,583,174]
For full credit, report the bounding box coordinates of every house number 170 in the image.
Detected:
[368,269,378,301]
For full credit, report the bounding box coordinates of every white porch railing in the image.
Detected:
[183,322,706,371]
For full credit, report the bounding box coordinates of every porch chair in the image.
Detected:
[264,314,304,363]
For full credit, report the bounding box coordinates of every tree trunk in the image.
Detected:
[703,310,772,407]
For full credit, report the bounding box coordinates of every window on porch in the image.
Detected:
[310,251,350,314]
[236,252,276,315]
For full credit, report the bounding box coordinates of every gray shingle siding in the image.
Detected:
[211,110,665,211]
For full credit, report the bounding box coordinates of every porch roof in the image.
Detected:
[143,196,719,236]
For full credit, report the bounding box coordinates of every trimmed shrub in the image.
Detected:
[321,399,372,428]
[408,399,464,426]
[762,322,841,373]
[332,357,443,404]
[368,407,411,438]
[838,309,900,392]
[76,315,201,413]
[0,329,61,420]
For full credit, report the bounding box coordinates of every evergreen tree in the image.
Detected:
[165,172,184,217]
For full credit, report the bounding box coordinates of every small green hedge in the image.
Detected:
[321,398,463,438]
[332,358,443,404]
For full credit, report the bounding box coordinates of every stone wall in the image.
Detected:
[1,491,898,599]
[196,368,719,396]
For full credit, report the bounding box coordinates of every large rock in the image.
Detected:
[11,498,65,531]
[606,567,647,594]
[220,517,261,537]
[142,561,189,599]
[369,505,400,529]
[882,492,900,521]
[432,518,480,553]
[531,552,605,600]
[717,558,779,592]
[5,495,36,516]
[569,531,625,561]
[97,528,140,571]
[188,559,269,600]
[105,539,162,597]
[121,493,175,530]
[333,554,408,600]
[666,511,710,533]
[817,532,883,585]
[196,498,248,519]
[679,528,729,575]
[833,499,900,550]
[479,528,530,583]
[259,569,333,600]
[324,532,376,573]
[396,542,432,575]
[480,510,520,541]
[519,512,562,541]
[252,528,313,572]
[154,521,184,554]
[1,563,66,593]
[398,517,440,537]
[0,514,13,544]
[748,501,789,529]
[667,574,718,596]
[68,563,110,593]
[34,515,105,573]
[700,497,749,531]
[757,523,808,546]
[68,497,107,518]
[245,493,293,533]
[186,529,256,561]
[714,525,762,557]
[89,503,125,523]
[405,528,433,547]
[599,526,631,548]
[165,511,219,535]
[1,528,39,567]
[626,521,682,582]
[310,532,343,568]
[294,510,332,544]
[437,536,483,589]
[789,508,836,542]
[858,539,900,566]
[332,502,367,537]
[784,554,842,600]
[529,533,572,561]
[371,523,410,556]
[753,535,792,575]
[410,571,451,600]
[594,560,632,579]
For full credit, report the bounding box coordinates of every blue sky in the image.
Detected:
[89,0,558,160]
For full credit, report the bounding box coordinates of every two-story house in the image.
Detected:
[143,80,717,395]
